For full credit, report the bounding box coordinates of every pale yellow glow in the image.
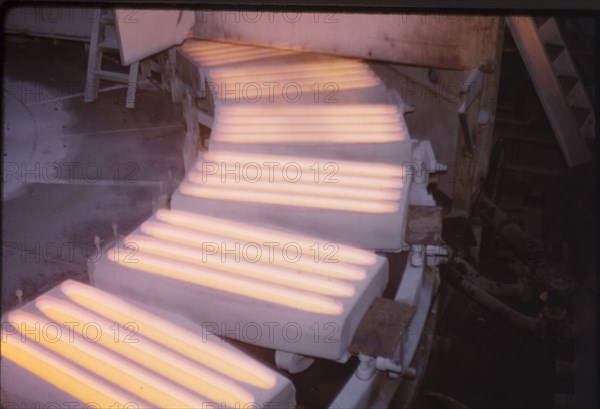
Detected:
[210,60,370,78]
[181,42,381,99]
[212,106,406,143]
[198,151,407,178]
[35,297,256,407]
[210,77,381,100]
[184,43,286,55]
[60,281,277,390]
[215,123,402,133]
[210,70,379,88]
[187,152,404,213]
[216,115,400,124]
[211,66,374,83]
[141,220,368,280]
[182,41,302,68]
[106,249,344,315]
[183,44,299,67]
[180,182,399,213]
[1,330,141,407]
[213,123,404,143]
[184,43,294,58]
[215,132,402,143]
[218,104,400,116]
[205,61,381,94]
[9,310,202,408]
[189,172,401,202]
[191,167,403,190]
[155,208,377,266]
[126,233,355,298]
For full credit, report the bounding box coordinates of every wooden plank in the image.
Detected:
[192,13,502,70]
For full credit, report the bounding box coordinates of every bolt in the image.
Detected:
[428,68,439,83]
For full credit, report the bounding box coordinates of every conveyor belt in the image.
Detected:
[174,40,414,250]
[97,40,419,357]
[93,208,389,360]
[2,39,433,407]
[1,281,295,408]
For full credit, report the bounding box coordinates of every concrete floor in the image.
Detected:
[2,36,186,312]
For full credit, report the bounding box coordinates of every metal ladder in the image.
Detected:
[84,9,140,109]
[506,16,594,167]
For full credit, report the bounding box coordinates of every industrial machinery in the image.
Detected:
[2,8,595,408]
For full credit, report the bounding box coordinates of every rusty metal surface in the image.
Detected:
[406,205,443,244]
[348,298,416,359]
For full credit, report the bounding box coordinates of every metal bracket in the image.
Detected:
[348,298,416,359]
[405,206,443,245]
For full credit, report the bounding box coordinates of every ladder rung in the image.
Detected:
[544,43,565,61]
[533,16,551,28]
[95,70,130,83]
[580,115,595,144]
[557,75,578,95]
[550,49,575,76]
[571,106,591,128]
[566,83,592,109]
[536,17,562,45]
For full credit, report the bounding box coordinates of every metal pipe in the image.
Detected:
[444,263,542,335]
[457,256,530,299]
[476,195,548,262]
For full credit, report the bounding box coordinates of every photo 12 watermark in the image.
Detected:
[3,161,140,185]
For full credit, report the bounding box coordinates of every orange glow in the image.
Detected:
[126,233,355,297]
[208,58,377,83]
[155,208,377,266]
[106,248,344,315]
[197,151,407,178]
[1,329,141,407]
[214,132,402,143]
[215,123,402,132]
[208,77,381,100]
[188,173,402,202]
[9,310,202,408]
[212,104,406,143]
[191,167,403,190]
[211,66,374,83]
[210,71,380,88]
[210,60,370,78]
[60,281,277,390]
[35,297,256,406]
[217,118,402,135]
[140,220,368,280]
[182,41,299,67]
[217,104,400,116]
[185,151,404,213]
[180,183,399,213]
